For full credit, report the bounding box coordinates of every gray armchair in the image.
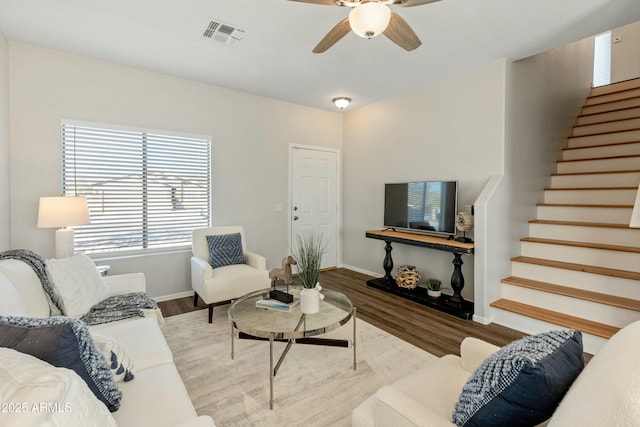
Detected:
[191,226,270,323]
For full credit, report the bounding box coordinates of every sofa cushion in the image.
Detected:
[0,259,51,317]
[0,270,28,317]
[206,233,245,269]
[549,320,640,426]
[0,316,122,412]
[452,330,584,427]
[92,333,135,382]
[0,347,117,427]
[46,253,108,317]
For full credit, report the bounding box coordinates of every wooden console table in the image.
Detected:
[365,230,474,320]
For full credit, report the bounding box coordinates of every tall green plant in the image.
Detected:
[293,232,326,289]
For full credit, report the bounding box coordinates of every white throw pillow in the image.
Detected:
[46,254,108,317]
[0,347,117,427]
[0,270,28,317]
[91,333,135,383]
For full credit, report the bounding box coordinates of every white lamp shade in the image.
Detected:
[38,196,91,228]
[349,2,391,39]
[332,97,351,109]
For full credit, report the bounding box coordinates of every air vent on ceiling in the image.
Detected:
[202,20,245,47]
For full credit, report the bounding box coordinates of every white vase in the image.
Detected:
[300,285,323,314]
[427,290,441,298]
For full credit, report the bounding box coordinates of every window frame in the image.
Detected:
[61,119,212,257]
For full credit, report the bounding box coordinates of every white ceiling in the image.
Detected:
[0,0,639,111]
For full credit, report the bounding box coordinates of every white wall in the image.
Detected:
[8,43,343,298]
[0,32,9,251]
[611,20,640,83]
[484,36,594,326]
[342,60,507,301]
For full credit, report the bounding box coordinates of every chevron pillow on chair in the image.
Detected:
[206,233,246,269]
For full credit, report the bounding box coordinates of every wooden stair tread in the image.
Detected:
[537,203,633,208]
[551,169,640,176]
[573,116,640,131]
[544,186,636,191]
[529,219,632,229]
[521,237,640,254]
[563,141,640,152]
[557,154,640,163]
[490,299,620,339]
[511,256,640,281]
[570,125,640,139]
[578,105,640,123]
[502,276,640,312]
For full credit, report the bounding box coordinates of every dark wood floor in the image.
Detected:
[158,268,527,357]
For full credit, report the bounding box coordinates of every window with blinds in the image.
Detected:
[62,120,211,255]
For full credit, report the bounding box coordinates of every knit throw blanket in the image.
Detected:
[81,292,158,326]
[0,249,158,326]
[0,249,64,316]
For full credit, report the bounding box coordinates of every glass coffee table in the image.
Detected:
[228,286,356,409]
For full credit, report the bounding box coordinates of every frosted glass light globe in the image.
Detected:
[349,2,391,39]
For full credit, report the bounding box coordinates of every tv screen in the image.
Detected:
[384,181,458,237]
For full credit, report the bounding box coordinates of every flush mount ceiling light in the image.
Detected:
[349,2,391,39]
[332,97,352,109]
[288,0,442,53]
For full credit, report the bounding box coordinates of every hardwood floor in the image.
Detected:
[158,268,526,357]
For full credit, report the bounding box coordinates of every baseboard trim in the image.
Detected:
[339,264,381,278]
[154,290,194,303]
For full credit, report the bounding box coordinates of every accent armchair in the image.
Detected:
[191,226,270,323]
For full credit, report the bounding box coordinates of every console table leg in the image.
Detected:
[383,241,394,281]
[450,253,465,305]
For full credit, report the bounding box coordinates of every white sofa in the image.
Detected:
[0,257,215,427]
[352,320,640,426]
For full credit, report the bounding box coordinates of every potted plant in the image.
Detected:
[293,232,326,314]
[426,278,445,298]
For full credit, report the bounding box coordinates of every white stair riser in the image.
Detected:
[591,80,640,97]
[501,285,640,328]
[573,117,640,136]
[529,223,640,247]
[521,241,640,272]
[491,309,607,354]
[551,171,640,187]
[582,97,640,116]
[557,157,640,174]
[511,261,640,299]
[578,107,640,126]
[536,205,632,224]
[586,88,640,106]
[568,129,640,148]
[544,188,636,205]
[562,143,640,160]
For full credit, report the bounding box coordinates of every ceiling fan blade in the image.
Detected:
[313,18,351,53]
[288,0,339,6]
[384,12,421,51]
[390,0,441,6]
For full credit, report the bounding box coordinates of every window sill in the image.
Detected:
[87,246,192,262]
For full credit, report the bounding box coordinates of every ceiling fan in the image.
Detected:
[289,0,441,53]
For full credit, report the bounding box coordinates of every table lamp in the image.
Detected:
[37,195,91,258]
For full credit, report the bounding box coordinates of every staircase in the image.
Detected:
[491,77,640,352]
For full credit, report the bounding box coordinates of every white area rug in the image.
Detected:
[161,307,437,426]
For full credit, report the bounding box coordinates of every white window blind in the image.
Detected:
[62,121,211,255]
[593,31,611,87]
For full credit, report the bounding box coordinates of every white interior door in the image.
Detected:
[290,145,339,269]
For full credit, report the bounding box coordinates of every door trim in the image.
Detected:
[288,144,342,268]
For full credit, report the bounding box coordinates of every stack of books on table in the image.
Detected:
[255,296,300,312]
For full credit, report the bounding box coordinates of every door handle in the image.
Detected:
[293,216,299,221]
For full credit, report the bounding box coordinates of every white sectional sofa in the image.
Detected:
[353,321,640,426]
[0,256,215,427]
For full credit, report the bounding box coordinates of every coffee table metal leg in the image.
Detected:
[230,321,234,360]
[269,334,274,409]
[353,307,357,370]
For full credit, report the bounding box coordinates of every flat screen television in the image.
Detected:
[384,181,458,238]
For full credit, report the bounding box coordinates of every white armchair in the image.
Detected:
[191,226,270,323]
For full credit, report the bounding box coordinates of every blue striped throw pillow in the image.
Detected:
[206,233,246,269]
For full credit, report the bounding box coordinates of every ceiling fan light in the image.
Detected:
[348,2,391,39]
[332,97,352,109]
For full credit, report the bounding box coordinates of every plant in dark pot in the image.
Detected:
[293,231,326,314]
